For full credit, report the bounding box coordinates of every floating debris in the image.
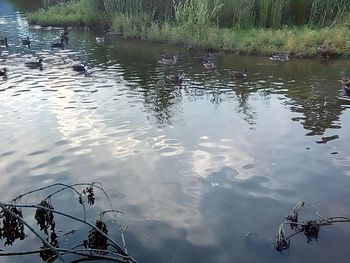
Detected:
[275,201,350,253]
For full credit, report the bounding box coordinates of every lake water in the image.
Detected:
[1,0,350,262]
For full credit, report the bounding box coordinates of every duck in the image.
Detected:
[343,83,350,96]
[0,68,8,79]
[25,58,43,70]
[0,37,8,47]
[340,76,350,87]
[203,61,215,70]
[51,38,65,50]
[72,63,87,72]
[161,53,182,61]
[72,63,90,76]
[60,27,69,45]
[22,37,31,48]
[318,43,331,59]
[228,69,247,79]
[165,73,185,83]
[158,56,179,66]
[61,35,69,45]
[62,27,69,37]
[269,53,290,62]
[339,76,350,96]
[96,37,105,43]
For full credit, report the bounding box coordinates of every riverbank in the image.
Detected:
[26,1,350,57]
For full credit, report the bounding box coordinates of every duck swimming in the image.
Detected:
[161,53,182,61]
[340,76,350,87]
[0,68,8,79]
[22,37,31,48]
[60,27,69,45]
[72,63,90,76]
[269,53,290,62]
[203,61,215,70]
[158,56,179,66]
[0,38,8,47]
[228,69,247,79]
[25,58,43,70]
[96,37,105,43]
[165,73,185,83]
[344,87,350,96]
[61,36,69,45]
[72,63,86,72]
[340,76,350,95]
[51,38,65,50]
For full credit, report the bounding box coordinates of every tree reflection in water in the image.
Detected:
[88,39,350,139]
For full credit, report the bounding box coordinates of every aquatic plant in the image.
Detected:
[0,182,135,262]
[275,201,350,253]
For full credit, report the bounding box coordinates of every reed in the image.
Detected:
[269,0,290,28]
[173,0,222,27]
[309,0,350,26]
[257,0,271,28]
[26,0,350,56]
[27,1,85,26]
[103,0,142,16]
[28,0,350,28]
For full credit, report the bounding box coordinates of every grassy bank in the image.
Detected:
[111,16,350,57]
[26,0,350,57]
[26,0,109,27]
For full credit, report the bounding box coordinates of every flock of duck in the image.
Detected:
[0,29,249,84]
[158,51,249,83]
[157,42,350,96]
[0,27,89,79]
[0,29,349,96]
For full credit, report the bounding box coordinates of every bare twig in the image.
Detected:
[0,182,137,263]
[12,183,87,220]
[100,209,129,253]
[275,201,350,252]
[0,248,130,262]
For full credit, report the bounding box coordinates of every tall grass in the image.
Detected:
[217,0,254,28]
[218,0,349,28]
[173,0,222,26]
[309,0,350,26]
[28,0,350,28]
[269,0,291,28]
[26,0,350,56]
[27,0,112,26]
[103,0,142,16]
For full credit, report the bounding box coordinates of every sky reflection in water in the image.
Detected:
[1,0,350,262]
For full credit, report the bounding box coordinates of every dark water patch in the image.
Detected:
[315,135,339,144]
[27,150,48,156]
[1,150,16,157]
[54,139,70,146]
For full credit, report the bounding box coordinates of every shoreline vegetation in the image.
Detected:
[27,0,350,57]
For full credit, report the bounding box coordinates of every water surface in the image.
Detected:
[1,0,350,262]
